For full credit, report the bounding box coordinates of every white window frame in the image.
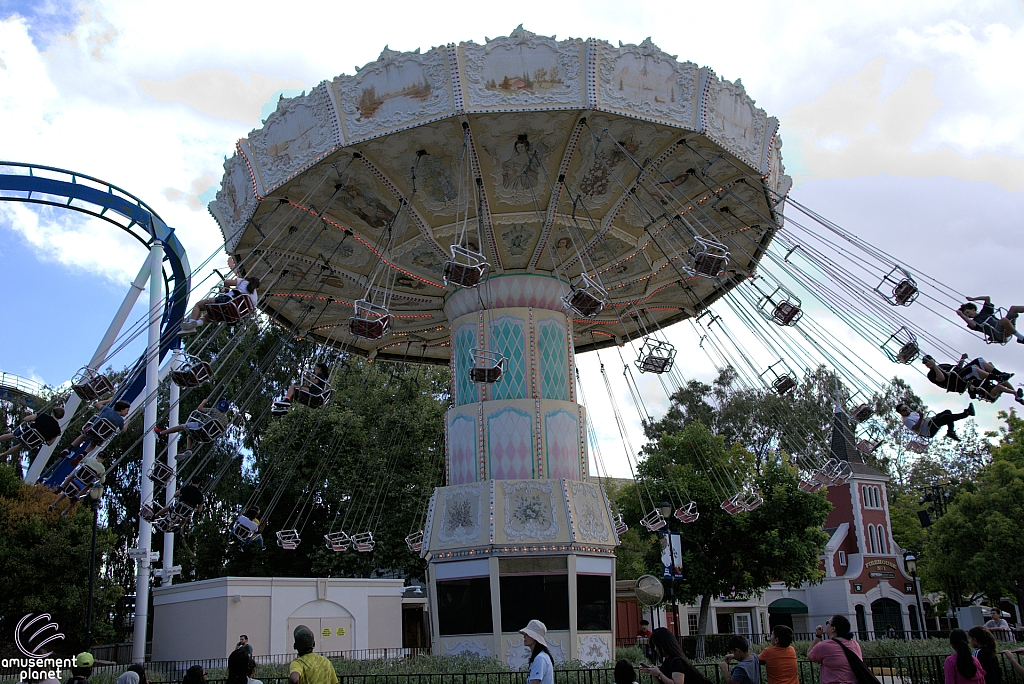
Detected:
[735,613,752,636]
[869,526,877,553]
[839,550,848,566]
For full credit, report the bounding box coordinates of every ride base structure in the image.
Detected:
[209,27,789,661]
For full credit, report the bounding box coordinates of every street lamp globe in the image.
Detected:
[659,502,673,518]
[904,553,917,575]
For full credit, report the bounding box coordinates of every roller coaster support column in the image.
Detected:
[133,241,163,664]
[162,353,180,585]
[24,259,150,483]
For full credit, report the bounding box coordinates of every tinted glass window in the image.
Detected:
[577,574,611,631]
[500,574,569,632]
[437,578,493,635]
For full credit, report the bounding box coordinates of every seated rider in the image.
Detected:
[58,400,130,459]
[272,363,330,414]
[896,403,974,442]
[0,406,65,459]
[922,355,1021,404]
[956,296,1024,345]
[144,475,205,522]
[49,452,106,510]
[236,506,268,550]
[153,398,230,459]
[179,276,260,333]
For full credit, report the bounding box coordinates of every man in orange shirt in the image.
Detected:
[758,625,799,684]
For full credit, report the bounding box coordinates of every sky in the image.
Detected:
[1,0,1022,477]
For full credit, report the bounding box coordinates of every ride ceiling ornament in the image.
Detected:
[210,26,791,364]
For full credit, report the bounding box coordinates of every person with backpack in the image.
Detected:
[946,629,986,684]
[640,627,711,684]
[808,615,864,684]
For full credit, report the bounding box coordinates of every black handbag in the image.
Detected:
[835,639,882,684]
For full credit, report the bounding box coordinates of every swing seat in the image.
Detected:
[325,531,350,552]
[772,375,797,395]
[83,415,119,443]
[350,531,375,552]
[798,477,824,493]
[892,280,919,306]
[612,513,628,536]
[857,439,882,455]
[822,459,853,485]
[205,293,253,323]
[443,245,489,288]
[170,356,213,388]
[561,273,607,319]
[276,529,301,550]
[153,502,194,533]
[772,301,802,326]
[469,348,507,384]
[140,502,155,522]
[906,439,928,454]
[349,300,391,340]
[639,509,667,532]
[876,266,919,306]
[71,367,115,402]
[850,404,873,422]
[720,494,745,515]
[895,342,920,364]
[13,422,46,450]
[881,326,920,364]
[61,462,102,500]
[689,237,729,278]
[674,501,699,524]
[148,461,175,486]
[184,410,225,443]
[739,491,763,511]
[636,339,677,375]
[294,387,333,409]
[405,530,424,553]
[232,516,258,542]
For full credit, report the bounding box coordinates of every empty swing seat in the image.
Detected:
[325,531,350,552]
[689,238,729,278]
[772,301,802,326]
[148,461,175,486]
[82,415,119,443]
[636,339,677,375]
[205,293,253,323]
[351,531,375,552]
[906,439,928,454]
[639,509,667,532]
[850,404,873,422]
[13,422,46,450]
[674,501,699,524]
[443,245,490,288]
[773,375,797,395]
[612,513,629,536]
[170,357,213,388]
[739,491,763,511]
[892,279,919,306]
[71,367,115,402]
[822,459,854,485]
[562,273,607,318]
[277,529,301,550]
[405,530,424,553]
[349,300,391,340]
[896,342,920,364]
[720,494,746,515]
[469,348,507,384]
[798,477,824,493]
[140,502,155,522]
[876,266,920,306]
[857,439,882,455]
[882,326,921,364]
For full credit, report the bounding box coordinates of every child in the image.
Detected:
[720,635,760,684]
[759,626,798,684]
[956,297,1024,345]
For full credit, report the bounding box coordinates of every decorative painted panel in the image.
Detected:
[437,482,484,547]
[460,25,585,111]
[505,635,531,670]
[447,413,478,485]
[487,407,534,480]
[443,638,491,657]
[330,45,456,143]
[488,316,527,400]
[577,634,611,664]
[209,151,259,253]
[569,481,612,544]
[453,323,478,406]
[537,318,569,401]
[700,69,769,171]
[594,38,699,129]
[544,409,579,480]
[502,480,559,541]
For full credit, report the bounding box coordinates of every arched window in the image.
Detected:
[863,486,870,507]
[877,525,887,554]
[875,487,882,508]
[869,525,877,553]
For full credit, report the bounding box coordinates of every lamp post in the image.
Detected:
[904,552,925,639]
[85,484,102,649]
[659,502,681,637]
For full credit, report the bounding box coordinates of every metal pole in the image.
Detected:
[25,259,151,483]
[163,359,180,584]
[133,241,163,664]
[86,497,98,648]
[913,573,925,638]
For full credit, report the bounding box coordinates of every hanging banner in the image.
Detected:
[659,531,684,579]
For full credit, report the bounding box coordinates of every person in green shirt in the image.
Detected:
[288,625,338,684]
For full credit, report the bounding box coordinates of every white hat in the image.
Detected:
[519,619,548,648]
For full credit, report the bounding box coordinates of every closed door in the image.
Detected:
[286,617,353,654]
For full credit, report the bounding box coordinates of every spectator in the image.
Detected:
[228,647,254,684]
[637,619,653,659]
[182,666,207,684]
[986,609,1015,642]
[1001,648,1024,681]
[116,665,147,684]
[248,659,264,684]
[288,625,337,684]
[759,625,799,684]
[808,614,863,684]
[968,626,1002,684]
[640,627,711,684]
[65,653,94,684]
[720,635,760,684]
[237,634,253,656]
[886,624,897,640]
[615,660,639,684]
[520,620,554,684]
[947,628,986,684]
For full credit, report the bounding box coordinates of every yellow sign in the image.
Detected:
[336,627,346,636]
[322,628,331,637]
[865,559,897,570]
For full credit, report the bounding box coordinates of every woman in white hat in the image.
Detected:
[520,620,555,684]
